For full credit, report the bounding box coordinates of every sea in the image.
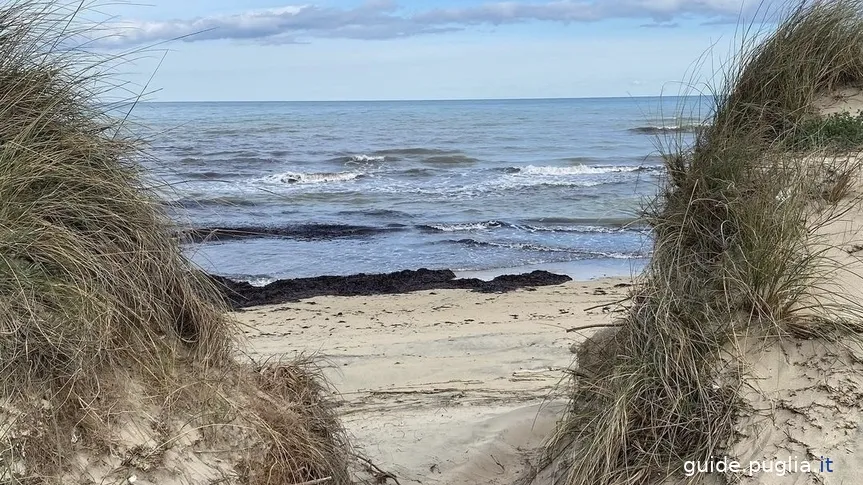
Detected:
[129,96,711,285]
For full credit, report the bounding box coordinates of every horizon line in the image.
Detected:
[135,94,706,104]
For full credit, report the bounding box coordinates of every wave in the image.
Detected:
[422,154,479,166]
[629,124,704,134]
[419,219,640,234]
[521,217,644,232]
[513,164,651,176]
[222,274,277,287]
[447,238,640,258]
[371,148,455,156]
[419,221,505,232]
[348,154,387,163]
[522,216,638,225]
[182,223,406,242]
[366,176,622,197]
[520,224,635,234]
[328,154,388,164]
[450,238,578,252]
[261,171,363,184]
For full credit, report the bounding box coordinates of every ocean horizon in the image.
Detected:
[134,94,709,104]
[131,96,712,284]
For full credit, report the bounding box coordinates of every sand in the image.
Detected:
[814,87,863,116]
[716,167,863,485]
[234,275,634,484]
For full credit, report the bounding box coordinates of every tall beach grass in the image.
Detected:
[543,1,863,484]
[0,1,354,483]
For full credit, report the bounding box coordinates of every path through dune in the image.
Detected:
[236,277,632,484]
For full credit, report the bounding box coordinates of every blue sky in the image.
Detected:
[91,0,766,101]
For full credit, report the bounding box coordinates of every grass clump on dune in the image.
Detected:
[703,0,863,148]
[0,1,353,483]
[791,111,863,150]
[543,1,863,484]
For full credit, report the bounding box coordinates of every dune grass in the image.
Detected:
[544,1,863,484]
[0,1,353,483]
[791,111,863,150]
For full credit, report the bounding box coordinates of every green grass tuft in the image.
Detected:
[791,111,863,150]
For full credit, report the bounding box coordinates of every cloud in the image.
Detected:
[640,22,681,28]
[94,0,765,47]
[414,0,759,24]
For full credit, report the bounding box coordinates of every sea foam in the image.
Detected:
[261,171,362,184]
[517,164,646,176]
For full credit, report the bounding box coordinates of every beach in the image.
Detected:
[235,274,632,484]
[9,0,863,484]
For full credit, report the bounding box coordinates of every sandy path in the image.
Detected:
[234,276,632,484]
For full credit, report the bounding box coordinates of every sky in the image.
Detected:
[83,0,772,102]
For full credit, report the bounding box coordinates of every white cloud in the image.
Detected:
[94,0,766,47]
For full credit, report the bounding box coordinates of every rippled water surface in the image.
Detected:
[130,96,711,282]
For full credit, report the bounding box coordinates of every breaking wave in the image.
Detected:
[261,171,363,184]
[447,238,641,258]
[371,148,455,156]
[419,221,505,232]
[629,124,704,134]
[327,154,388,163]
[419,219,636,234]
[513,164,656,176]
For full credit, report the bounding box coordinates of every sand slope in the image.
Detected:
[719,161,863,485]
[235,277,633,484]
[725,334,863,485]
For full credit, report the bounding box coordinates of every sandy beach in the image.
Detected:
[235,275,633,484]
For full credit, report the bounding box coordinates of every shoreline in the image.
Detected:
[210,268,572,309]
[209,259,645,309]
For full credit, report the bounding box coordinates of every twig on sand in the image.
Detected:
[357,455,402,485]
[582,297,631,312]
[565,323,623,333]
[491,454,505,472]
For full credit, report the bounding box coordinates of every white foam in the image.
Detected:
[261,171,362,184]
[429,221,502,232]
[630,123,706,133]
[246,276,277,287]
[595,251,643,259]
[525,224,627,234]
[348,154,386,163]
[519,164,642,176]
